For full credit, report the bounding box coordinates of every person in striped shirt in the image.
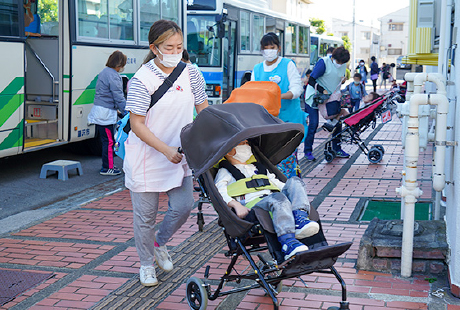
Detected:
[123,20,209,287]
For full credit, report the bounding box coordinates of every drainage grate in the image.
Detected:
[0,269,54,306]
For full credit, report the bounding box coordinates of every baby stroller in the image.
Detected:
[323,91,400,163]
[180,103,352,310]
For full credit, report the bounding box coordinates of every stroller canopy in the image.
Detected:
[180,103,304,176]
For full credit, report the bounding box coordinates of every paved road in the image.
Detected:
[0,143,124,220]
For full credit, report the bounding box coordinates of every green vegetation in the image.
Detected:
[342,35,351,51]
[38,0,58,22]
[309,18,326,35]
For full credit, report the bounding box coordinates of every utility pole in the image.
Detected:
[352,0,356,72]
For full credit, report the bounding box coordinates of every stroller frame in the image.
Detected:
[187,162,352,310]
[181,103,353,310]
[323,91,399,163]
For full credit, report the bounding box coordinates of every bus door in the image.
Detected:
[23,0,61,150]
[222,18,236,101]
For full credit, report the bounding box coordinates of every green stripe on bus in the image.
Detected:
[63,75,70,78]
[0,77,25,128]
[73,75,98,105]
[0,120,24,151]
[73,73,135,106]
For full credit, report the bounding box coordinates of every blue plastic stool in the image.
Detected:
[40,160,83,181]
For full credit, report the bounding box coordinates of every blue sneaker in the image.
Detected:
[278,233,309,260]
[293,210,320,239]
[335,149,350,158]
[305,152,316,161]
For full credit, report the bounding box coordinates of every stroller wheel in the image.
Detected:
[325,151,335,163]
[368,147,383,164]
[186,277,208,310]
[373,144,385,155]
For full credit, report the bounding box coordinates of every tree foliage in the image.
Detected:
[38,0,58,23]
[309,18,326,35]
[342,35,352,51]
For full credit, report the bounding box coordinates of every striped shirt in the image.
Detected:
[126,60,207,116]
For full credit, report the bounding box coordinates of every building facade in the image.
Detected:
[331,18,379,67]
[271,0,311,20]
[405,0,459,298]
[378,6,409,65]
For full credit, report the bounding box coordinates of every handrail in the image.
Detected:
[24,41,58,103]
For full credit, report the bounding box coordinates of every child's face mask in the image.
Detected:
[232,144,253,163]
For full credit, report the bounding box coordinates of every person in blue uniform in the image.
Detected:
[303,46,351,162]
[251,32,304,178]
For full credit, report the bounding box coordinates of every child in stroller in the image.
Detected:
[181,103,353,310]
[215,140,320,260]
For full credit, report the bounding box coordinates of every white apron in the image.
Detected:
[124,63,194,192]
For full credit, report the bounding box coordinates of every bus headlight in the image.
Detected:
[205,84,221,97]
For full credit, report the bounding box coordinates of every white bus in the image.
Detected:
[310,34,343,67]
[0,0,185,158]
[186,0,310,102]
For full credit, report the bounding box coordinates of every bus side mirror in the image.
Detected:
[217,22,225,38]
[215,13,226,38]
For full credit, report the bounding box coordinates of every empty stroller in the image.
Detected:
[180,103,352,310]
[323,91,400,163]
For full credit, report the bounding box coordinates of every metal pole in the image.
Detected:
[352,0,356,71]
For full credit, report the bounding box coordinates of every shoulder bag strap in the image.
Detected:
[123,62,186,134]
[148,61,187,111]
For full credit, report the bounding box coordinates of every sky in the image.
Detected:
[308,0,410,30]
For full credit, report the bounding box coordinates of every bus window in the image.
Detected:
[108,0,133,40]
[265,17,275,33]
[240,11,249,52]
[298,26,308,54]
[310,35,318,65]
[162,0,179,24]
[139,0,159,41]
[186,15,221,67]
[187,0,216,11]
[285,23,296,54]
[78,0,107,38]
[78,0,134,41]
[0,0,19,36]
[320,42,328,57]
[38,0,59,36]
[252,14,264,52]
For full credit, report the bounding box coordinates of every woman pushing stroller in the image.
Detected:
[215,140,320,260]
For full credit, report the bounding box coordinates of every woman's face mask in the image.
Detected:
[359,62,364,66]
[156,47,182,68]
[262,49,279,62]
[232,144,253,163]
[332,59,344,69]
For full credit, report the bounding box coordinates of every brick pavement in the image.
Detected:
[1,114,459,310]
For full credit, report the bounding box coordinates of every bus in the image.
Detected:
[310,34,343,67]
[186,0,311,103]
[0,0,185,158]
